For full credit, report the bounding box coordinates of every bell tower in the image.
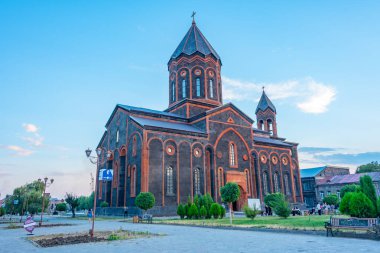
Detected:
[166,16,223,117]
[255,89,278,137]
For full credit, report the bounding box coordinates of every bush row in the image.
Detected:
[177,194,225,219]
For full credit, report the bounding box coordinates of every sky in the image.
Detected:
[1,1,380,198]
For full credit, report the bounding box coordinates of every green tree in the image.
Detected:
[340,184,360,199]
[339,192,353,215]
[323,194,339,206]
[356,161,380,173]
[65,193,79,218]
[210,203,220,219]
[0,207,5,216]
[274,200,291,218]
[243,205,260,220]
[188,203,198,219]
[359,175,377,213]
[55,203,67,212]
[264,193,285,209]
[220,182,240,224]
[377,199,380,217]
[200,206,207,219]
[219,204,226,219]
[177,204,186,219]
[349,192,376,218]
[135,192,155,213]
[77,196,89,210]
[202,193,214,218]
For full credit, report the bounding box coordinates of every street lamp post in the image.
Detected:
[85,147,110,238]
[39,177,54,226]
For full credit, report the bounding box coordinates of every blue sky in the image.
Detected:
[1,1,380,198]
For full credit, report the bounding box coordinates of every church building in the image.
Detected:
[96,19,303,215]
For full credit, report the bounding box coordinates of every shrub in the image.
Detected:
[360,175,378,213]
[188,203,198,219]
[339,192,353,215]
[349,192,376,218]
[323,194,339,206]
[0,207,5,217]
[377,198,380,217]
[243,205,259,220]
[135,192,155,213]
[56,202,67,212]
[219,204,226,219]
[340,184,360,199]
[264,193,285,209]
[203,193,214,218]
[210,203,220,219]
[177,204,186,219]
[200,206,207,219]
[274,200,291,218]
[100,201,109,208]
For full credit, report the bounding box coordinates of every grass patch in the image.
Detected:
[155,215,338,231]
[29,228,161,248]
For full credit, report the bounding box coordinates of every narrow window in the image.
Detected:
[245,169,250,196]
[131,166,136,197]
[229,143,236,167]
[284,174,290,195]
[320,191,324,199]
[337,191,341,199]
[294,176,299,195]
[172,82,176,101]
[166,167,174,195]
[196,78,201,97]
[218,168,224,196]
[182,80,187,98]
[194,168,201,196]
[263,172,269,195]
[274,173,280,193]
[209,79,214,98]
[132,136,137,157]
[267,119,273,134]
[116,130,119,143]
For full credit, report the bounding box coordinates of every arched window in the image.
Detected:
[218,167,224,196]
[172,81,176,101]
[284,174,290,196]
[182,80,187,98]
[267,119,273,134]
[245,169,251,196]
[194,168,201,196]
[166,167,174,195]
[263,172,269,195]
[196,78,201,97]
[274,173,280,193]
[130,166,136,197]
[209,79,214,98]
[259,120,264,130]
[229,143,237,167]
[132,136,137,157]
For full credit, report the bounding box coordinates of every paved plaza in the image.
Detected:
[0,217,378,253]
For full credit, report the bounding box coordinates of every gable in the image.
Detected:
[207,106,253,128]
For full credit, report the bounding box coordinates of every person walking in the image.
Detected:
[317,203,322,215]
[87,209,93,223]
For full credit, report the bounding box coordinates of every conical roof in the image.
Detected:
[255,91,276,114]
[170,21,221,62]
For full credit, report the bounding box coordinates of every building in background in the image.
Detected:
[316,172,380,202]
[96,19,303,215]
[301,166,349,208]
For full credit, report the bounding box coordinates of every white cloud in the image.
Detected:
[296,80,336,114]
[22,123,38,133]
[222,76,336,114]
[23,134,44,147]
[6,145,33,156]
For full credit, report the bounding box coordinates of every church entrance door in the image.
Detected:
[232,185,247,211]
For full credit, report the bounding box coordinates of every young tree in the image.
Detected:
[135,192,155,214]
[177,204,186,219]
[210,203,220,219]
[220,182,240,225]
[100,201,109,208]
[339,192,354,215]
[243,205,260,220]
[264,193,285,209]
[274,200,291,218]
[200,206,207,219]
[65,193,79,218]
[359,175,378,213]
[188,203,198,219]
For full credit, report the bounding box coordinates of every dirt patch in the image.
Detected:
[29,230,159,247]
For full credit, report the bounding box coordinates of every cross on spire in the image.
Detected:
[191,11,196,24]
[262,86,265,92]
